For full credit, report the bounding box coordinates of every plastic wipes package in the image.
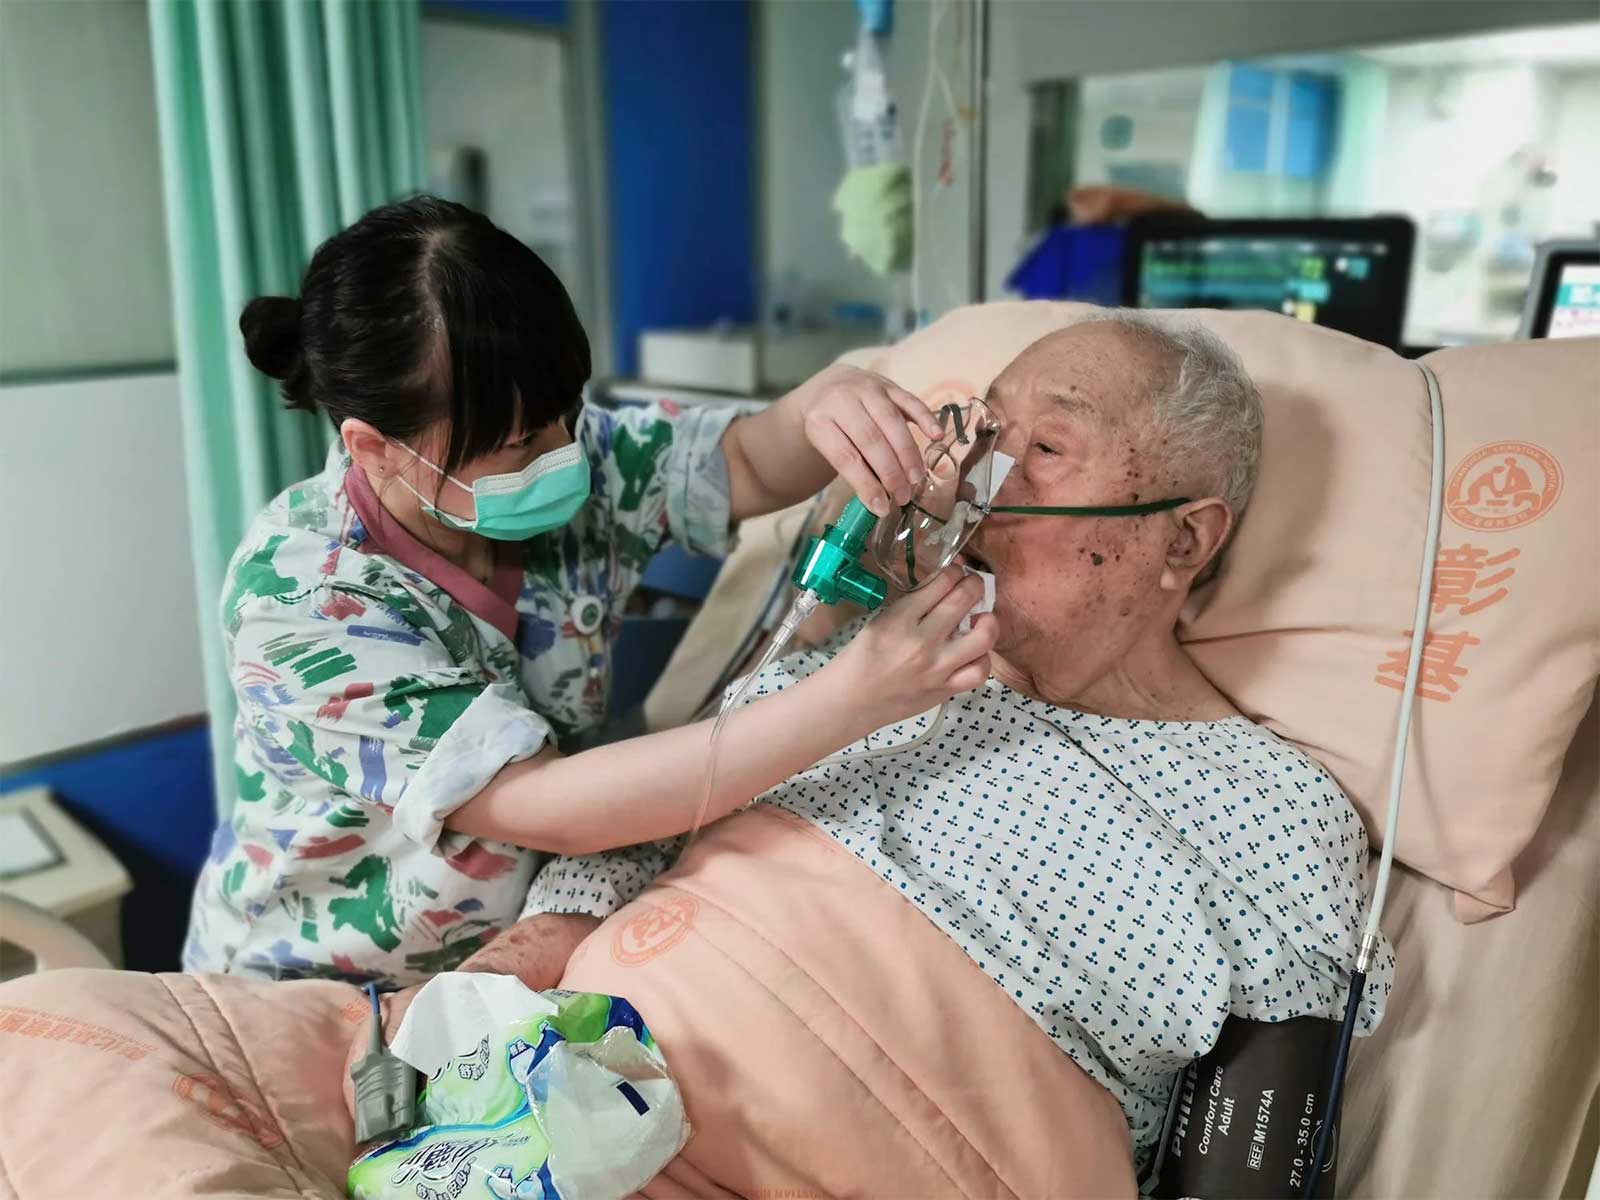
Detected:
[348,973,689,1200]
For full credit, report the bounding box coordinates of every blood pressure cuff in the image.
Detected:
[1151,1015,1342,1200]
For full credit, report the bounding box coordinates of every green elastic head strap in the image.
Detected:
[894,495,1190,590]
[988,496,1191,517]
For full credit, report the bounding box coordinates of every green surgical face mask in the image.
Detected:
[393,440,591,541]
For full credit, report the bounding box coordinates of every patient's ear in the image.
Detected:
[1159,498,1232,592]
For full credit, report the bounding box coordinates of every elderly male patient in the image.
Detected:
[354,312,1393,1196]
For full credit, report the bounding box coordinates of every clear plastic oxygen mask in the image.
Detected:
[871,397,1007,591]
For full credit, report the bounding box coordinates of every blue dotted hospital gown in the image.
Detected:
[527,643,1396,1162]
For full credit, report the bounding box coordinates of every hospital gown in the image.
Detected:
[183,401,738,984]
[527,640,1396,1162]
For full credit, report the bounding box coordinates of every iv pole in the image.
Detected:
[968,0,990,303]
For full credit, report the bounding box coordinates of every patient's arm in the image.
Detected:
[454,910,601,987]
[342,911,599,1119]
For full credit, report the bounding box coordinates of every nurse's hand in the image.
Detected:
[830,566,997,729]
[798,365,944,517]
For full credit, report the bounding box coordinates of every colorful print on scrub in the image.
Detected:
[183,401,739,986]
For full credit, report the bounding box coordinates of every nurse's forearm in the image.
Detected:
[446,670,871,855]
[722,365,938,521]
[721,384,834,519]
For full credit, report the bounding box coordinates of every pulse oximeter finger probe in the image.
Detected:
[351,982,416,1144]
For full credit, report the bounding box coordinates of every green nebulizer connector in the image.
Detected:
[791,496,888,610]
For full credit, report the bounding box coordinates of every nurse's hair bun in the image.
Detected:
[240,295,312,408]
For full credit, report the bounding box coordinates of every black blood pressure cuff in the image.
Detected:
[1149,1015,1343,1200]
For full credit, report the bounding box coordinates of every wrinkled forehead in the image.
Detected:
[984,324,1168,433]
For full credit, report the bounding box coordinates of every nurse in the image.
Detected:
[184,196,995,983]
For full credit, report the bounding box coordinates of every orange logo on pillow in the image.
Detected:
[1430,545,1519,616]
[611,894,698,966]
[1375,629,1482,702]
[1446,442,1563,531]
[921,379,977,412]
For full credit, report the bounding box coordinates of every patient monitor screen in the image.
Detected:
[1135,235,1402,345]
[1545,262,1600,339]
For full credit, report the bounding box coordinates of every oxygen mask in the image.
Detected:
[870,398,1009,591]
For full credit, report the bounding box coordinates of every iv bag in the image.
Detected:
[837,23,900,169]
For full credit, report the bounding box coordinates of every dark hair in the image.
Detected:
[240,195,590,476]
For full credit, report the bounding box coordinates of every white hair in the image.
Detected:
[1081,308,1264,527]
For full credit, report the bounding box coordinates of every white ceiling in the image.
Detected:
[1357,21,1600,69]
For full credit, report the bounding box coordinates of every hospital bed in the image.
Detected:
[0,304,1595,1199]
[644,302,1600,1199]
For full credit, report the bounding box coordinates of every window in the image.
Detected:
[1033,19,1600,345]
[1223,66,1339,180]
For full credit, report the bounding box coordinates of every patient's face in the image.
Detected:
[961,324,1188,670]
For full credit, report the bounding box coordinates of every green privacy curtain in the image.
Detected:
[149,0,426,820]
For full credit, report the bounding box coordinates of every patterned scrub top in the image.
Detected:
[183,400,739,985]
[527,638,1396,1165]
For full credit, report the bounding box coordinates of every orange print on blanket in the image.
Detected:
[173,1072,285,1149]
[1446,441,1562,532]
[0,1005,153,1060]
[611,894,699,966]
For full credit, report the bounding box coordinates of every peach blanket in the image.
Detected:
[0,806,1134,1199]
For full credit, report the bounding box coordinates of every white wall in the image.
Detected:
[0,0,204,764]
[0,374,204,763]
[1073,68,1208,200]
[1369,63,1552,341]
[1547,69,1600,239]
[0,0,173,377]
[983,0,1600,298]
[1363,63,1599,343]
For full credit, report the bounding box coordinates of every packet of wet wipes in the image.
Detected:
[348,974,688,1200]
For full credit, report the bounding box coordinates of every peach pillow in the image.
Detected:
[843,302,1599,919]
